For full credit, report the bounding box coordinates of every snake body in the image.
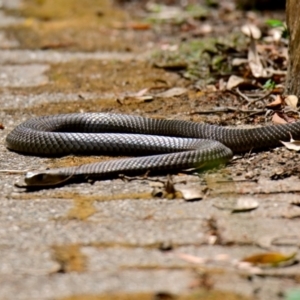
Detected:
[6,113,300,186]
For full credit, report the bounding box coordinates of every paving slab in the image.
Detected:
[0,1,299,300]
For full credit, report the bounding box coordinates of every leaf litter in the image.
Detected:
[127,0,300,290]
[241,251,297,267]
[175,248,297,273]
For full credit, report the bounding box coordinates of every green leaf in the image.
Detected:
[263,79,276,90]
[266,19,284,28]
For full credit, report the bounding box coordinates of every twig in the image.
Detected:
[246,90,273,107]
[230,88,272,107]
[234,88,252,103]
[0,169,30,174]
[119,171,151,182]
[190,107,265,115]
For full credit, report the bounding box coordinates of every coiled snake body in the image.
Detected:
[6,113,300,186]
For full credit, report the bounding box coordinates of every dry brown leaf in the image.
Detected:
[248,36,269,78]
[119,95,153,105]
[242,252,297,266]
[285,95,298,109]
[281,135,300,151]
[176,252,206,264]
[213,196,258,212]
[118,88,153,104]
[266,95,283,108]
[206,84,217,92]
[272,113,287,124]
[226,75,245,90]
[175,185,207,201]
[134,88,149,97]
[232,197,259,212]
[114,21,151,30]
[128,22,151,30]
[232,58,248,66]
[156,87,187,98]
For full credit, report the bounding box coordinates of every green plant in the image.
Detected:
[266,19,289,39]
[263,79,276,90]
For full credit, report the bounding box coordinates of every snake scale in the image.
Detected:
[6,112,300,187]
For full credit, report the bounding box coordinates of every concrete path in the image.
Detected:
[0,1,299,299]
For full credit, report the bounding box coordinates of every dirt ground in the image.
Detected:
[0,0,300,299]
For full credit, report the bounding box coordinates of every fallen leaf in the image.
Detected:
[248,36,269,78]
[231,197,259,212]
[226,75,245,90]
[266,95,283,108]
[218,78,226,91]
[241,24,262,39]
[134,88,149,97]
[118,95,153,105]
[285,95,298,109]
[241,252,297,266]
[176,252,206,264]
[0,123,4,129]
[128,22,151,30]
[272,113,287,124]
[111,21,151,31]
[156,87,187,98]
[117,88,153,105]
[175,185,207,201]
[213,196,259,212]
[281,135,300,151]
[206,84,218,91]
[231,58,248,66]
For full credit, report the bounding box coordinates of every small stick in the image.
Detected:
[246,90,273,107]
[0,169,30,174]
[190,107,265,115]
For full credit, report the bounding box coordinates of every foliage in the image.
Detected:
[263,79,276,90]
[266,19,289,39]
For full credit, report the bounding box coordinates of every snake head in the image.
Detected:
[23,171,71,187]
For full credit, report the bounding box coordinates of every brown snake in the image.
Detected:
[6,112,299,187]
